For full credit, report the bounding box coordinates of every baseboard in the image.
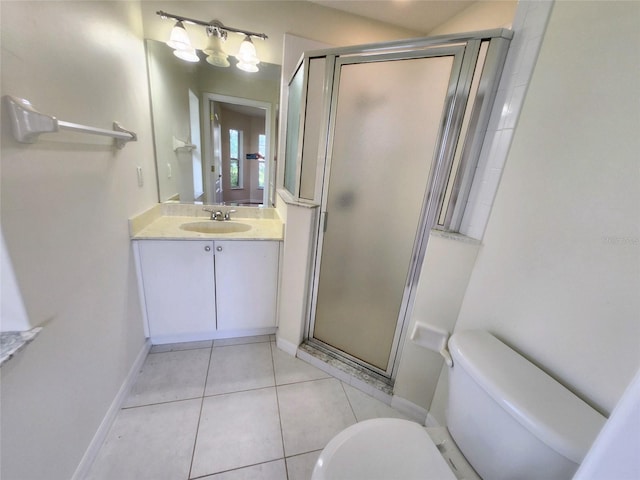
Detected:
[390,395,429,425]
[71,339,151,480]
[275,335,299,356]
[150,328,277,345]
[424,412,442,428]
[214,327,277,340]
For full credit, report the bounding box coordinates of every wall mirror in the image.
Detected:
[145,39,281,205]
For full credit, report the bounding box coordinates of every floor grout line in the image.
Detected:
[148,346,213,355]
[121,396,204,410]
[270,341,290,479]
[188,458,284,480]
[340,381,359,423]
[187,345,214,480]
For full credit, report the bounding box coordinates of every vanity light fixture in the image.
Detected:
[166,21,191,50]
[157,10,267,72]
[236,36,260,72]
[173,48,200,63]
[166,20,199,62]
[204,28,230,68]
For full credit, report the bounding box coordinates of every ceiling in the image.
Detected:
[308,0,476,33]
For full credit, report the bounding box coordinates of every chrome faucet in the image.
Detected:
[203,207,236,221]
[202,206,223,220]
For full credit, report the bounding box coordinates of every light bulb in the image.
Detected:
[204,35,230,68]
[237,60,259,72]
[173,48,199,63]
[166,21,191,51]
[236,35,260,72]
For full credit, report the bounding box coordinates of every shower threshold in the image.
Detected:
[298,341,394,398]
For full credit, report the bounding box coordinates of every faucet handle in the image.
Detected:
[203,206,222,220]
[224,209,237,221]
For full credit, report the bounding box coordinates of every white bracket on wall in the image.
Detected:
[173,136,197,152]
[3,95,137,149]
[410,322,453,367]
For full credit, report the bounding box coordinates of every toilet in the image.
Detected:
[312,330,607,480]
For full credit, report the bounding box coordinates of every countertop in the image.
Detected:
[129,204,284,241]
[1,328,42,366]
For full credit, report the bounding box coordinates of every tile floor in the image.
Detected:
[86,335,410,480]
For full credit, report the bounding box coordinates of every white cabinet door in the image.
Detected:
[138,240,215,341]
[214,241,279,331]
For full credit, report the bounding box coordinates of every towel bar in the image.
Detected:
[4,95,137,149]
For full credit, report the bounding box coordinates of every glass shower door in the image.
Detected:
[311,54,456,373]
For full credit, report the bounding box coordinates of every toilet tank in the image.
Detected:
[447,331,606,480]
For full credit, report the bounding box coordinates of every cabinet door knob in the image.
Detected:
[204,245,211,252]
[216,246,223,252]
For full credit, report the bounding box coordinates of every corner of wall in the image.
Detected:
[393,232,480,411]
[275,198,319,349]
[71,340,151,480]
[459,0,553,240]
[427,363,450,426]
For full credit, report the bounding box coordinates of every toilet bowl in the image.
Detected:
[311,331,607,480]
[312,418,479,480]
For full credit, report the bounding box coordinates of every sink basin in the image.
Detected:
[180,221,252,234]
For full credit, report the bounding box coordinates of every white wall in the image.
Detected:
[0,1,156,478]
[275,194,319,354]
[453,0,640,417]
[1,230,30,332]
[428,0,517,36]
[459,0,553,240]
[197,61,281,106]
[393,234,480,414]
[146,39,197,201]
[574,367,640,479]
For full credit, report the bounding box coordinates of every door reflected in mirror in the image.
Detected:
[145,39,281,205]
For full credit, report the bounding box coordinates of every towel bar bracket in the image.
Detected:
[113,122,137,149]
[3,95,137,149]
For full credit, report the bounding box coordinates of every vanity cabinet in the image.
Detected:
[135,239,280,343]
[215,240,279,332]
[137,240,216,341]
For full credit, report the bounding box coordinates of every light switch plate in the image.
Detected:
[136,166,143,186]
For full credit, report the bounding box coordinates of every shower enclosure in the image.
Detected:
[283,30,512,380]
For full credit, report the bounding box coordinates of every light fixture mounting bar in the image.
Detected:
[156,10,268,40]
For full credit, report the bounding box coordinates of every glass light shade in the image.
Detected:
[166,21,191,50]
[237,60,259,72]
[204,36,230,68]
[236,36,260,72]
[173,48,199,63]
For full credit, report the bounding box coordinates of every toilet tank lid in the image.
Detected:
[449,331,607,464]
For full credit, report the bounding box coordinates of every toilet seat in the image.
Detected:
[311,418,458,480]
